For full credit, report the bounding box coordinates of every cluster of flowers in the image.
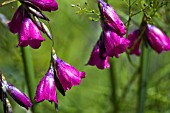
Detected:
[87,0,129,69]
[1,0,86,112]
[35,48,85,110]
[8,0,58,49]
[87,0,170,69]
[1,0,170,112]
[128,24,170,55]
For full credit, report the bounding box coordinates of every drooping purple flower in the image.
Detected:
[8,6,23,34]
[87,35,110,69]
[18,17,45,49]
[29,0,58,11]
[128,30,141,56]
[5,83,33,110]
[52,50,85,91]
[98,0,126,35]
[146,24,170,53]
[35,64,58,104]
[103,24,129,58]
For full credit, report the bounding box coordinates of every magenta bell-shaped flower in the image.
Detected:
[128,30,141,56]
[87,36,110,69]
[18,17,45,49]
[103,25,129,58]
[29,0,58,11]
[52,50,85,91]
[8,6,23,34]
[35,64,58,104]
[98,0,126,35]
[2,82,32,109]
[146,24,170,53]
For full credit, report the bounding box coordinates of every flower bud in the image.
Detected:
[98,0,126,35]
[146,24,170,53]
[6,83,32,109]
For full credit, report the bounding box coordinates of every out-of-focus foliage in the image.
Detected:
[0,0,170,113]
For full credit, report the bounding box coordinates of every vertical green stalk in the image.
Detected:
[21,47,36,113]
[137,40,149,113]
[109,58,119,113]
[17,2,36,113]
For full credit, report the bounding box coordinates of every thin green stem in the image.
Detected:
[120,69,139,101]
[137,41,149,113]
[21,47,37,113]
[135,15,149,113]
[109,58,119,113]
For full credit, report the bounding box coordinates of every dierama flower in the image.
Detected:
[18,16,45,49]
[5,83,33,110]
[0,74,32,110]
[28,0,58,11]
[52,49,85,91]
[87,36,110,69]
[8,6,45,49]
[103,24,129,58]
[35,64,58,104]
[8,6,23,34]
[146,24,170,53]
[128,30,141,56]
[8,0,56,49]
[98,0,126,35]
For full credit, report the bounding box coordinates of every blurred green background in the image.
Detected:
[0,0,170,113]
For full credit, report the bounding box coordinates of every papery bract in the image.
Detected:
[5,83,32,109]
[18,17,45,49]
[146,24,170,53]
[52,52,85,91]
[103,25,129,58]
[128,30,141,56]
[29,0,58,11]
[87,36,110,69]
[98,0,126,35]
[35,64,58,104]
[8,6,23,34]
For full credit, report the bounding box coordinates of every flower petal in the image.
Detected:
[35,64,58,104]
[87,36,110,69]
[18,17,45,49]
[52,52,85,91]
[8,6,23,34]
[128,30,141,56]
[104,25,129,57]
